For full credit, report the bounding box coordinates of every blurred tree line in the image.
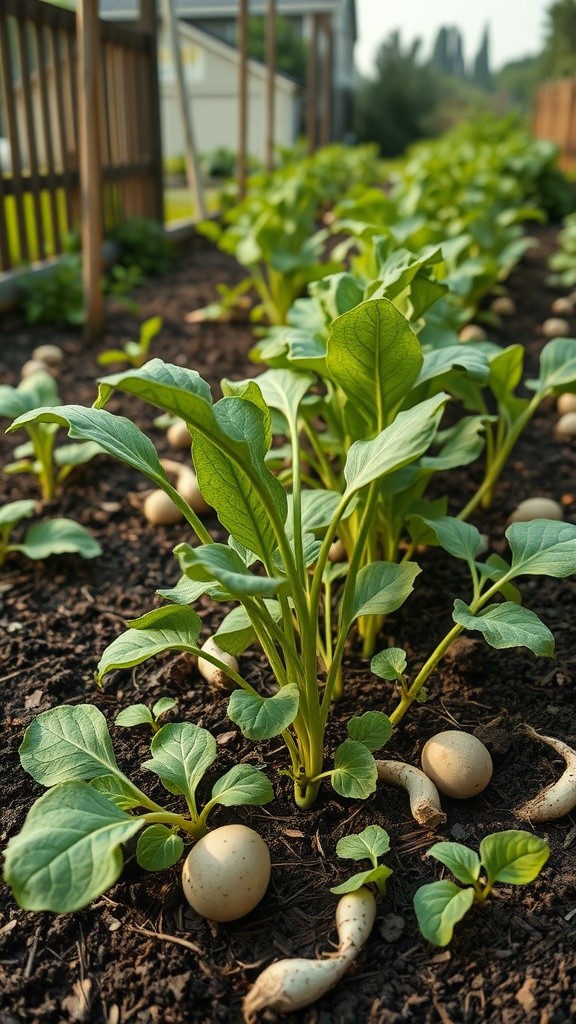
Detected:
[354,0,576,157]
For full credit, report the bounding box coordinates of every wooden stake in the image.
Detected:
[265,0,276,171]
[77,0,104,342]
[237,0,248,200]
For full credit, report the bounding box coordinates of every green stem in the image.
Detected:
[142,810,204,838]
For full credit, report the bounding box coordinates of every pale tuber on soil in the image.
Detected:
[32,344,63,367]
[458,324,487,343]
[421,730,493,799]
[556,412,576,439]
[516,727,576,822]
[557,392,576,415]
[166,418,192,450]
[508,497,563,524]
[375,760,446,827]
[197,637,239,691]
[490,296,516,317]
[181,824,271,921]
[143,488,183,525]
[243,887,376,1020]
[541,317,571,338]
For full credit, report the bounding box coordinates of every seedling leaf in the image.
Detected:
[426,842,481,886]
[370,647,407,681]
[136,825,184,871]
[97,605,203,681]
[227,684,300,740]
[453,599,555,656]
[413,880,475,946]
[19,704,120,785]
[331,739,378,799]
[347,711,393,751]
[336,825,391,862]
[142,722,217,802]
[506,520,576,578]
[115,704,155,728]
[479,830,550,886]
[345,561,421,629]
[330,864,393,895]
[210,764,274,806]
[12,519,102,560]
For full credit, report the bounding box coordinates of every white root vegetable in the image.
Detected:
[458,324,487,343]
[516,727,576,822]
[508,497,563,524]
[551,296,574,316]
[375,760,446,828]
[328,539,347,563]
[197,636,239,691]
[21,359,51,378]
[160,459,211,514]
[557,392,576,415]
[556,411,576,439]
[243,887,376,1021]
[490,296,516,317]
[32,343,63,367]
[166,418,191,450]
[541,317,571,338]
[143,489,183,525]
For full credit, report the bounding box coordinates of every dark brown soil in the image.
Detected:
[1,227,575,1024]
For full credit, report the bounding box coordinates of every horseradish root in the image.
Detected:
[243,887,376,1020]
[375,760,446,828]
[197,637,239,691]
[516,726,576,822]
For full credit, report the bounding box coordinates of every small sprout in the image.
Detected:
[375,760,446,827]
[490,296,516,317]
[33,344,63,368]
[414,830,550,946]
[458,324,487,343]
[421,730,493,800]
[21,359,52,378]
[551,296,574,317]
[516,726,576,822]
[0,499,101,568]
[166,418,191,450]
[557,392,576,415]
[198,636,239,691]
[243,887,376,1020]
[143,488,183,525]
[181,823,271,921]
[541,317,571,338]
[556,411,576,439]
[331,824,393,896]
[97,316,162,368]
[508,498,563,524]
[115,697,177,733]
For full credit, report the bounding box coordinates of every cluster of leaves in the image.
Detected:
[0,499,101,568]
[547,210,576,289]
[97,316,163,369]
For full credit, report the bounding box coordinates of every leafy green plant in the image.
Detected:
[3,703,274,912]
[547,210,576,288]
[330,824,393,896]
[20,253,85,327]
[414,831,550,946]
[110,217,175,278]
[0,371,103,499]
[97,316,163,368]
[0,499,101,568]
[115,696,177,733]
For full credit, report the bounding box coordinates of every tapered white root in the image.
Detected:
[197,637,239,692]
[375,760,446,828]
[243,888,376,1021]
[516,726,576,822]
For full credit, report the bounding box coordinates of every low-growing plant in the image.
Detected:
[0,370,103,500]
[0,499,101,568]
[330,824,393,896]
[20,253,85,327]
[414,831,550,946]
[110,217,175,278]
[97,316,163,369]
[3,703,274,912]
[115,696,177,733]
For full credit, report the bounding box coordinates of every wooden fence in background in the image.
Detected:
[533,78,576,171]
[0,0,163,273]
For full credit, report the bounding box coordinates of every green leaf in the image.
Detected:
[115,704,154,728]
[345,561,421,630]
[408,515,481,567]
[227,684,299,740]
[0,499,36,529]
[3,781,144,912]
[452,600,555,657]
[210,764,274,806]
[479,830,550,886]
[487,345,524,401]
[220,377,273,450]
[370,647,407,681]
[142,722,217,803]
[97,605,203,682]
[90,774,143,810]
[336,824,391,862]
[213,605,257,656]
[153,697,177,719]
[19,704,120,786]
[417,345,490,387]
[54,441,104,468]
[330,864,393,895]
[174,542,287,597]
[343,393,448,496]
[414,881,475,946]
[0,371,58,419]
[12,519,102,561]
[347,712,393,751]
[253,368,315,422]
[331,739,378,799]
[506,520,576,578]
[426,842,481,886]
[136,825,184,871]
[527,337,576,394]
[326,299,423,427]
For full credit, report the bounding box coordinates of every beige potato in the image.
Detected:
[421,730,493,799]
[508,497,563,524]
[182,824,270,921]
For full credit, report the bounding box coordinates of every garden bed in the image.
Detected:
[1,225,575,1024]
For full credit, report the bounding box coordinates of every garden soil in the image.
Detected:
[0,225,575,1024]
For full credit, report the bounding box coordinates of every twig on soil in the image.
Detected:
[23,925,41,979]
[125,924,202,955]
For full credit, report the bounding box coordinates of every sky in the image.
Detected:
[355,0,553,77]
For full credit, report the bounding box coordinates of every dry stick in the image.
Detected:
[126,924,202,956]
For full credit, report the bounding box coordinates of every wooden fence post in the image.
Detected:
[139,0,164,223]
[78,0,104,342]
[265,0,276,172]
[306,14,319,155]
[237,0,248,200]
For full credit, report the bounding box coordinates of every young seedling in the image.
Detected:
[414,831,550,946]
[3,703,274,912]
[97,316,163,369]
[115,697,177,733]
[0,499,101,568]
[330,824,393,897]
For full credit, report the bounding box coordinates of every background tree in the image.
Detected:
[248,14,307,81]
[540,0,576,78]
[472,27,493,91]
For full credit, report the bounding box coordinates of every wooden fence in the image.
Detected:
[533,78,576,171]
[0,0,163,273]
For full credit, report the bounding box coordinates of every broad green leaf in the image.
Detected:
[344,561,421,631]
[347,712,393,751]
[136,825,184,871]
[20,704,119,786]
[326,299,423,427]
[54,441,104,468]
[506,520,576,578]
[174,542,287,597]
[220,377,273,450]
[336,825,391,862]
[213,605,256,655]
[0,371,58,419]
[210,764,274,806]
[343,393,448,496]
[90,774,143,810]
[157,575,229,605]
[414,881,475,946]
[115,704,154,728]
[12,519,102,561]
[419,416,488,472]
[417,345,490,387]
[476,554,521,604]
[408,515,482,567]
[0,499,36,529]
[290,490,351,535]
[142,722,217,802]
[227,684,299,740]
[370,647,407,681]
[330,864,393,895]
[527,337,576,394]
[452,600,554,657]
[426,842,481,886]
[96,359,213,409]
[97,605,202,682]
[152,697,177,718]
[253,368,315,422]
[331,739,378,799]
[479,830,549,886]
[3,781,144,912]
[487,345,524,401]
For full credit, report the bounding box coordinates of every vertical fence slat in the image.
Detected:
[51,28,74,232]
[34,20,62,253]
[16,18,46,261]
[0,16,30,264]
